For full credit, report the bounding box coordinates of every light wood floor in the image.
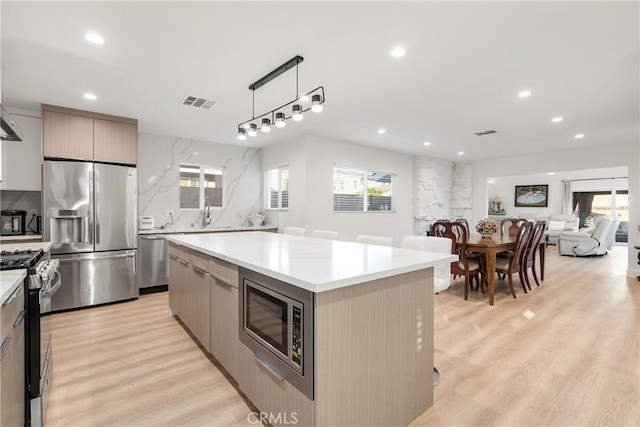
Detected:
[45,246,639,427]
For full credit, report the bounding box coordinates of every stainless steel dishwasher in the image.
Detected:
[137,233,172,293]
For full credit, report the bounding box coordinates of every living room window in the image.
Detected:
[333,166,394,212]
[265,166,289,210]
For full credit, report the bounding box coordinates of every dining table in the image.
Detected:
[459,233,546,305]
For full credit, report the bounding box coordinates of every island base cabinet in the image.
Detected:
[168,247,190,322]
[237,343,314,427]
[1,285,26,427]
[188,263,211,352]
[210,276,239,379]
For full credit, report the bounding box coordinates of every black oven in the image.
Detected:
[239,267,314,400]
[1,248,60,427]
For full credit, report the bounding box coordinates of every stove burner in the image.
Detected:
[0,249,45,271]
[0,249,34,256]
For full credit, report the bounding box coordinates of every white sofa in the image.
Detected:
[557,216,620,257]
[541,214,579,245]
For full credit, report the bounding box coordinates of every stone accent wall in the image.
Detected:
[412,157,453,235]
[451,162,473,221]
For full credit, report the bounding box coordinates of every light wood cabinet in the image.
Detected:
[42,110,94,160]
[168,245,190,323]
[93,119,137,165]
[189,258,211,352]
[42,104,137,165]
[210,271,239,379]
[238,342,314,427]
[1,285,26,427]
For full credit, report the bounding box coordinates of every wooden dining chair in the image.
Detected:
[494,221,532,298]
[500,217,529,238]
[431,220,484,300]
[522,220,547,290]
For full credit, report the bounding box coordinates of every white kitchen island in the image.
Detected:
[165,231,455,427]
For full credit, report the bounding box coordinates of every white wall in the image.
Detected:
[261,135,415,244]
[472,142,639,277]
[138,133,262,229]
[486,168,628,219]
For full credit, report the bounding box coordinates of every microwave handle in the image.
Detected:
[253,352,286,381]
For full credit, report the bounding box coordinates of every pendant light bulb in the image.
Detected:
[275,112,286,128]
[311,94,323,113]
[237,128,247,141]
[261,118,271,133]
[292,104,303,121]
[247,123,258,137]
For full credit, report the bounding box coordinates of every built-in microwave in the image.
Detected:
[239,267,314,400]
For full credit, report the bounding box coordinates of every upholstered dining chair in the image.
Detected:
[522,220,546,290]
[430,220,484,300]
[401,235,451,386]
[434,219,485,287]
[311,230,340,240]
[356,234,393,246]
[494,221,532,298]
[283,226,306,236]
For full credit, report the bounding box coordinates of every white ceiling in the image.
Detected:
[2,1,638,162]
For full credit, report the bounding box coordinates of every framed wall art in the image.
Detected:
[514,185,548,207]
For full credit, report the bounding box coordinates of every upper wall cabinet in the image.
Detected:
[42,104,138,165]
[0,111,42,191]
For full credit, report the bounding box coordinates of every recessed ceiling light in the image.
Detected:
[377,128,386,134]
[518,90,532,98]
[551,116,563,123]
[423,142,431,146]
[547,172,555,175]
[299,95,309,102]
[85,32,104,44]
[83,93,97,100]
[457,151,464,156]
[391,47,406,57]
[574,134,585,139]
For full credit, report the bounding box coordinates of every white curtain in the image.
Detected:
[562,180,572,214]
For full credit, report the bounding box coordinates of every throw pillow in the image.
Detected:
[548,220,566,231]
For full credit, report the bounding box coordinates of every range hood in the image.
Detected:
[0,104,23,142]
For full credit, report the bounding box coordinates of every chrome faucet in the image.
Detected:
[203,196,211,227]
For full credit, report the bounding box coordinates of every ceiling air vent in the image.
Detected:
[474,129,498,136]
[181,95,216,110]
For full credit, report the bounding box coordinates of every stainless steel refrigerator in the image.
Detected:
[43,160,137,311]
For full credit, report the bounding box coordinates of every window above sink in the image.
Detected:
[179,163,225,210]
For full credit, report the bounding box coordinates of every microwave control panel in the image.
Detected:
[291,306,302,368]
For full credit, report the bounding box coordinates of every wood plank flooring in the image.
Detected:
[45,246,639,427]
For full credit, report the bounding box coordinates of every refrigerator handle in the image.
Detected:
[96,221,100,245]
[84,214,93,245]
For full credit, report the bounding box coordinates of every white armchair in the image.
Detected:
[557,216,620,257]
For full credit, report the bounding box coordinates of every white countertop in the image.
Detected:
[139,225,277,235]
[0,234,42,242]
[1,269,26,304]
[166,232,457,293]
[0,241,52,253]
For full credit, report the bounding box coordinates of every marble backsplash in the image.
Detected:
[138,133,264,231]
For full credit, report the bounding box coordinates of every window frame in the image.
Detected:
[333,165,395,213]
[264,165,289,211]
[179,163,226,211]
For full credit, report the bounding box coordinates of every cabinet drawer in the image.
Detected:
[189,251,209,273]
[1,285,24,339]
[168,244,189,262]
[209,257,238,288]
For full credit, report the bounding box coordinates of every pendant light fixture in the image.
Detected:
[275,112,286,128]
[261,118,271,132]
[292,104,303,121]
[247,123,257,137]
[237,55,325,139]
